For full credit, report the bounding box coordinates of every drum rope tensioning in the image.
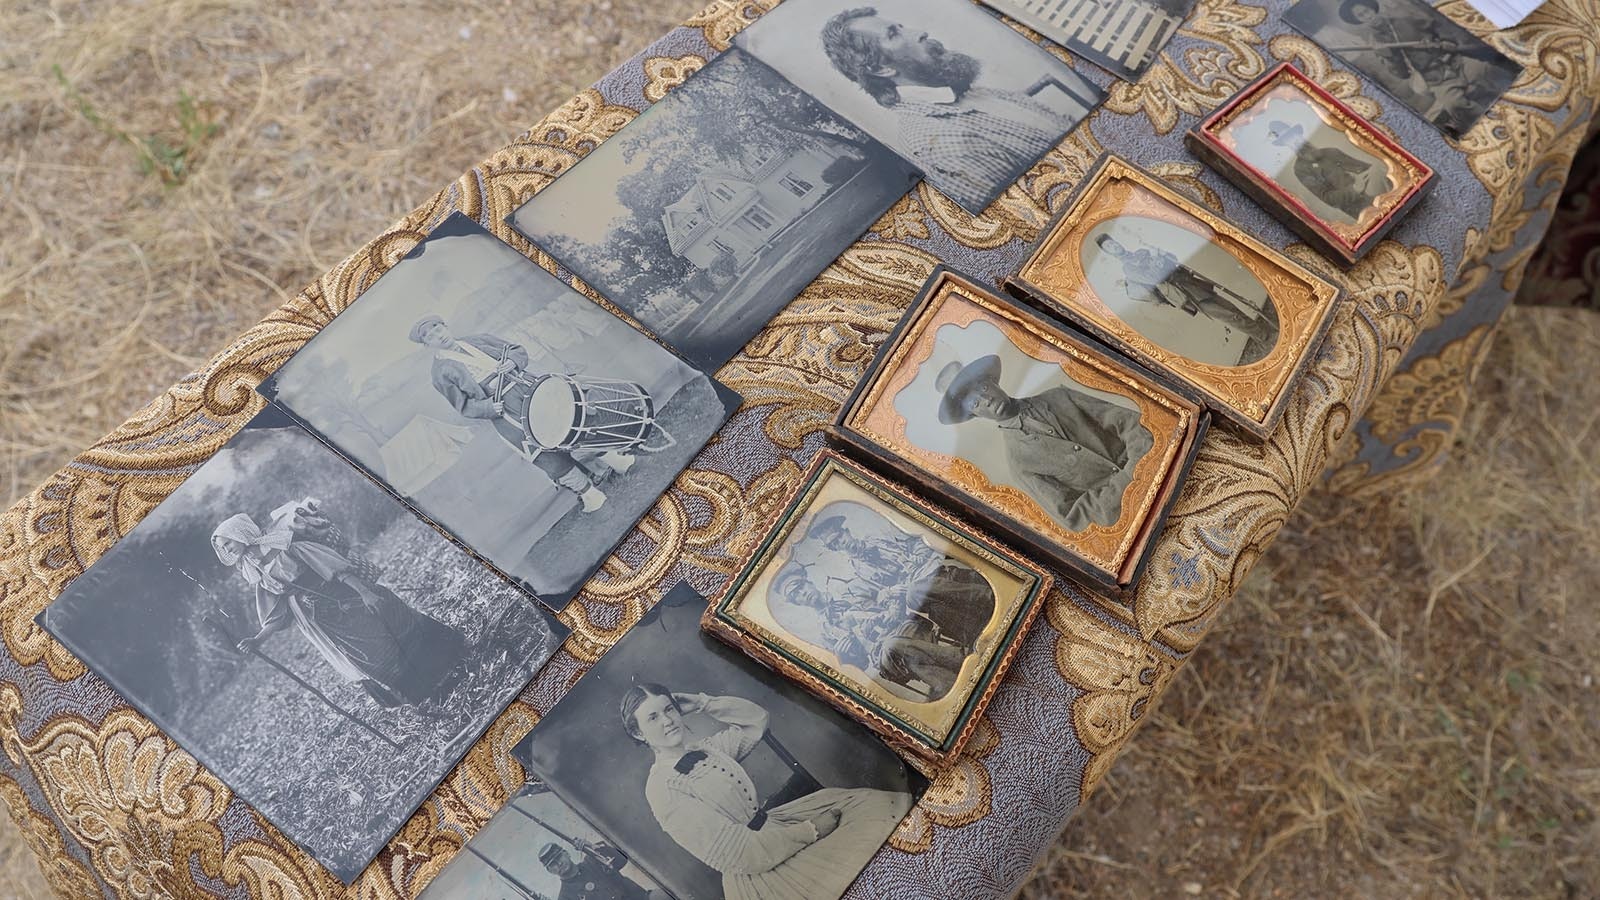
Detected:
[484,344,676,459]
[524,373,673,454]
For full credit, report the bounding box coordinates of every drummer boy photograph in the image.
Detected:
[261,213,740,609]
[406,312,637,515]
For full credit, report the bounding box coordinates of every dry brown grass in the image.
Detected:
[1024,308,1600,899]
[1,0,705,506]
[2,2,1598,898]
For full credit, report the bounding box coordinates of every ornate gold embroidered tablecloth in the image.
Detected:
[2,1,1596,897]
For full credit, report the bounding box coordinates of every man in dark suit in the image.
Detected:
[1267,120,1392,222]
[409,314,614,512]
[936,355,1154,532]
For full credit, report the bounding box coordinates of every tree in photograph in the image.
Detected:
[684,53,879,161]
[593,53,874,299]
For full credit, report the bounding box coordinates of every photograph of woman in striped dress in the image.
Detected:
[622,685,912,900]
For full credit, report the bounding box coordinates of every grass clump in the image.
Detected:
[53,64,219,186]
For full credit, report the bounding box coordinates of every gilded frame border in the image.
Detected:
[1008,155,1344,440]
[834,268,1203,594]
[702,451,1052,770]
[1186,62,1435,265]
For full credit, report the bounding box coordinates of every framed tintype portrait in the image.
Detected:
[703,452,1052,767]
[37,406,567,883]
[836,268,1204,595]
[517,583,925,900]
[1282,0,1521,140]
[1008,155,1343,440]
[1187,62,1435,265]
[261,213,740,611]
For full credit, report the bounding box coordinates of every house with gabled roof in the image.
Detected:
[661,143,834,273]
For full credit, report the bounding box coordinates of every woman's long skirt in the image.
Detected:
[721,787,913,900]
[296,576,467,705]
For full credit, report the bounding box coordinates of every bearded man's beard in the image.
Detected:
[897,47,982,98]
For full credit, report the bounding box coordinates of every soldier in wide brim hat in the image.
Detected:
[934,354,1004,424]
[1267,120,1307,147]
[928,351,1157,532]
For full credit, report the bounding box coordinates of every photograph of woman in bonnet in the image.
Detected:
[39,411,569,881]
[619,682,912,900]
[210,496,468,709]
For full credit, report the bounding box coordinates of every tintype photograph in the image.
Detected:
[1282,0,1521,139]
[1189,63,1434,264]
[736,0,1105,214]
[1010,155,1342,439]
[516,583,925,900]
[420,780,667,900]
[37,406,567,883]
[980,0,1198,81]
[507,48,919,371]
[837,269,1201,588]
[1081,214,1282,369]
[704,453,1051,765]
[261,213,739,610]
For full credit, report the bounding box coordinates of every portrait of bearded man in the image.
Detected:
[735,0,1104,213]
[817,6,1094,211]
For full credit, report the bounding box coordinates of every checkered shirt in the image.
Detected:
[893,86,1077,211]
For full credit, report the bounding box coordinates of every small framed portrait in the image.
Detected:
[517,584,925,900]
[1186,62,1435,265]
[1282,0,1521,140]
[1008,155,1343,440]
[702,452,1052,767]
[835,268,1205,594]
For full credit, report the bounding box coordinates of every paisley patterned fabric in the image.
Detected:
[1,1,1596,897]
[1509,127,1600,309]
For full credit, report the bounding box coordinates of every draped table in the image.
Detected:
[2,1,1596,897]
